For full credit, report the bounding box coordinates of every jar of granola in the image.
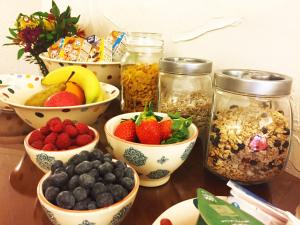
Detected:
[206,69,293,184]
[120,32,163,112]
[158,57,213,135]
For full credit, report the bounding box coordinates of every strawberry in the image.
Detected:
[114,120,136,142]
[135,103,162,144]
[159,120,172,141]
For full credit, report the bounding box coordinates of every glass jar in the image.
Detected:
[206,69,293,184]
[120,32,163,112]
[158,57,213,133]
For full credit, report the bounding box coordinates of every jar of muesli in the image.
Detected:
[120,32,163,112]
[158,57,213,134]
[206,69,293,184]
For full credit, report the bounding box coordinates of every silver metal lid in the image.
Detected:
[215,69,292,96]
[159,57,212,75]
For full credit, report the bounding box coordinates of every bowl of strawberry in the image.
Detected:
[105,104,198,187]
[24,117,99,173]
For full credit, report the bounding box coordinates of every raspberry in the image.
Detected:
[63,119,74,127]
[40,126,51,135]
[76,134,93,146]
[42,143,56,151]
[64,125,78,138]
[75,122,89,134]
[44,132,58,144]
[56,133,71,149]
[47,117,63,133]
[30,140,44,149]
[70,138,77,146]
[28,130,45,144]
[87,129,95,138]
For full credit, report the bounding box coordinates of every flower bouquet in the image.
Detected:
[4,0,84,75]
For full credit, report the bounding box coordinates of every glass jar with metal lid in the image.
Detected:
[158,57,213,133]
[206,69,293,184]
[120,32,163,112]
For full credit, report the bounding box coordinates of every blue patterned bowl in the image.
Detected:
[104,112,198,187]
[37,163,139,225]
[24,126,99,173]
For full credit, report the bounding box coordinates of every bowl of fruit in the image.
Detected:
[105,104,198,187]
[37,149,139,225]
[24,118,99,173]
[0,66,119,129]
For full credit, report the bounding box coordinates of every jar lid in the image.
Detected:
[127,32,163,47]
[215,69,292,96]
[159,57,212,75]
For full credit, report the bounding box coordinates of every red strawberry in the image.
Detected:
[56,133,71,149]
[76,134,93,146]
[28,130,45,144]
[159,120,172,141]
[114,120,136,142]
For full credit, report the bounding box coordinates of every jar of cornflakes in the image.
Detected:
[120,32,163,112]
[206,69,293,184]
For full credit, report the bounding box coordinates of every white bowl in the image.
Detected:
[40,53,121,88]
[0,76,119,129]
[37,163,139,225]
[105,112,198,187]
[24,126,99,173]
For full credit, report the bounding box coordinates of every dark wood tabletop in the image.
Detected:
[1,101,300,225]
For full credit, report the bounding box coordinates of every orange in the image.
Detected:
[65,82,85,104]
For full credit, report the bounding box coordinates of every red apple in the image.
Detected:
[44,91,81,107]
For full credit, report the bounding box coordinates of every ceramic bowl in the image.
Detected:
[104,112,198,187]
[37,163,139,225]
[0,76,119,129]
[24,126,99,173]
[40,53,121,88]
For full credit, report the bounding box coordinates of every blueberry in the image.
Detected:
[42,177,53,193]
[98,162,113,175]
[92,182,107,198]
[104,173,116,183]
[79,174,95,188]
[88,168,99,179]
[51,160,64,174]
[51,172,68,187]
[97,176,104,182]
[90,148,104,161]
[110,184,128,202]
[91,160,101,169]
[103,153,112,162]
[68,175,79,190]
[56,191,75,209]
[79,150,90,161]
[113,167,124,180]
[73,186,88,201]
[124,167,134,179]
[73,200,88,210]
[75,161,93,174]
[88,201,97,210]
[114,160,126,169]
[54,167,66,174]
[69,154,85,165]
[282,141,289,148]
[45,186,60,203]
[96,192,114,208]
[120,177,134,191]
[65,164,75,177]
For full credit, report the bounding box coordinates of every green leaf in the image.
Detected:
[6,36,15,40]
[9,28,17,38]
[65,16,80,24]
[32,11,48,17]
[51,0,60,18]
[168,112,181,119]
[17,48,25,59]
[46,33,54,40]
[3,43,18,46]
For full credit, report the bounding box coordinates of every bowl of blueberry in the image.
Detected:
[37,148,139,225]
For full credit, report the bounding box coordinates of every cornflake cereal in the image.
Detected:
[121,63,159,112]
[206,104,290,184]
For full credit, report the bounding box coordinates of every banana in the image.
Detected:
[42,66,102,104]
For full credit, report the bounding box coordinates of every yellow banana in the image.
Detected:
[42,66,102,104]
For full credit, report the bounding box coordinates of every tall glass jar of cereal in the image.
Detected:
[206,69,293,184]
[120,32,163,112]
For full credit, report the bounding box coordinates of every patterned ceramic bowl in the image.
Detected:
[0,75,119,129]
[37,163,139,225]
[24,126,99,173]
[40,53,121,88]
[104,112,198,187]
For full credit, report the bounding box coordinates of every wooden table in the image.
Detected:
[1,101,300,225]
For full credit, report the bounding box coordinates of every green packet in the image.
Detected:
[197,188,263,225]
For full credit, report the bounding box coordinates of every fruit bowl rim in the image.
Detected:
[40,53,121,66]
[37,160,140,213]
[104,112,199,147]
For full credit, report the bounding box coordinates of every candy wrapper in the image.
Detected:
[87,35,112,62]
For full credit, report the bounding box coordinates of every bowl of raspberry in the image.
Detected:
[104,105,198,187]
[37,149,139,225]
[24,117,99,173]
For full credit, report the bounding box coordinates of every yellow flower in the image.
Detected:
[18,16,39,30]
[43,19,55,31]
